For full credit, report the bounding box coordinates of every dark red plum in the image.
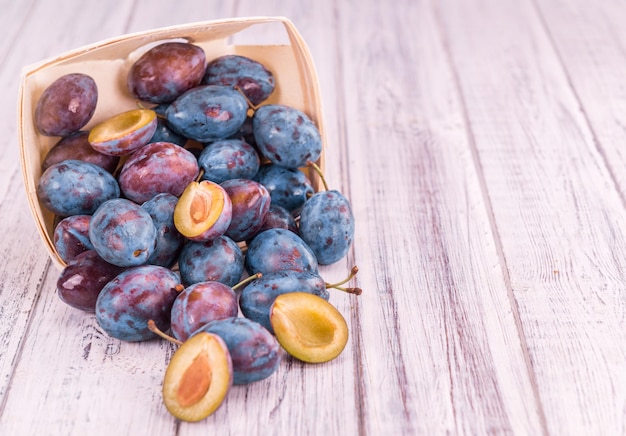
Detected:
[178,236,243,287]
[202,54,275,106]
[53,214,93,263]
[221,179,271,242]
[128,42,206,104]
[245,228,318,276]
[42,131,119,173]
[37,160,120,217]
[165,85,248,143]
[198,138,260,183]
[252,104,322,169]
[299,190,355,265]
[239,270,330,334]
[89,198,157,267]
[35,73,98,137]
[57,250,126,312]
[194,317,281,385]
[170,281,239,342]
[118,141,199,204]
[95,265,182,342]
[141,193,185,268]
[253,164,313,215]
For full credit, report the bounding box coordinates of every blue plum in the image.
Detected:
[198,138,260,183]
[170,281,239,342]
[166,85,248,143]
[178,236,243,287]
[141,193,185,268]
[221,179,271,242]
[53,214,93,263]
[95,265,182,342]
[252,104,322,169]
[239,270,329,333]
[245,228,318,276]
[35,73,98,137]
[299,190,355,265]
[202,54,275,106]
[118,141,199,204]
[253,164,313,215]
[37,160,120,217]
[128,42,207,104]
[89,198,157,267]
[194,317,281,385]
[251,204,298,239]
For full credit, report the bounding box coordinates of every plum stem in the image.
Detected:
[232,272,262,291]
[195,168,205,183]
[306,160,328,191]
[325,266,362,295]
[147,319,183,346]
[234,86,259,112]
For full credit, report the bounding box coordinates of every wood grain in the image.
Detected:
[1,0,625,434]
[436,0,626,433]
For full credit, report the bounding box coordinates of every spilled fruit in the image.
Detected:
[34,39,362,424]
[161,331,233,422]
[270,292,349,363]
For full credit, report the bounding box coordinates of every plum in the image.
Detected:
[170,281,239,342]
[245,228,318,276]
[253,104,322,169]
[161,332,232,422]
[53,214,93,264]
[42,131,119,173]
[202,54,275,106]
[37,160,120,217]
[165,85,248,143]
[35,73,97,137]
[270,292,349,363]
[95,265,182,342]
[178,236,243,287]
[221,178,271,242]
[88,109,157,156]
[141,193,185,268]
[118,141,199,204]
[56,250,126,312]
[173,180,232,242]
[299,190,354,265]
[128,42,207,104]
[194,317,281,385]
[89,198,157,267]
[239,270,329,333]
[253,164,314,215]
[198,138,260,183]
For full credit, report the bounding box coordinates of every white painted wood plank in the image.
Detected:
[436,0,626,434]
[332,0,544,434]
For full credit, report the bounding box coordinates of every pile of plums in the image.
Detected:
[34,40,359,422]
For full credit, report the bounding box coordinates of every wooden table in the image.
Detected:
[1,0,625,434]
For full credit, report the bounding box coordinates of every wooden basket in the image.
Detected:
[17,16,326,271]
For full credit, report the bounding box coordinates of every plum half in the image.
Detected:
[162,332,232,422]
[88,109,157,156]
[270,292,349,363]
[173,180,232,242]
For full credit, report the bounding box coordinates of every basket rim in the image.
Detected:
[20,16,294,78]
